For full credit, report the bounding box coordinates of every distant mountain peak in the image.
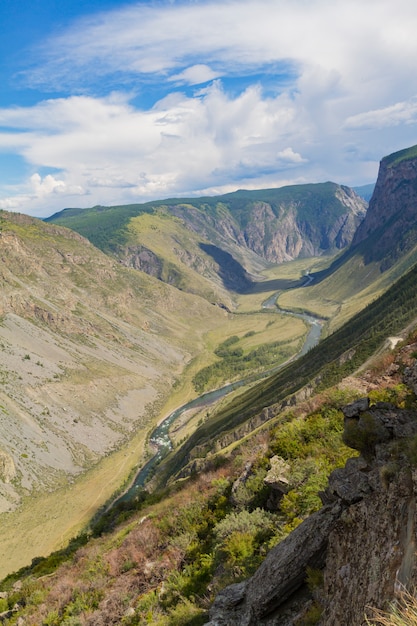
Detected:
[352,144,417,270]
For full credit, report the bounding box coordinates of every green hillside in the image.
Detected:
[45,182,367,322]
[382,143,417,168]
[46,182,361,251]
[2,257,417,626]
[159,258,417,483]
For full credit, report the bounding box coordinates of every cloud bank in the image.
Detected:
[1,0,417,216]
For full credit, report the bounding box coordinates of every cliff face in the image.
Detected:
[352,147,417,269]
[48,183,367,297]
[235,186,366,264]
[208,359,417,626]
[169,184,367,265]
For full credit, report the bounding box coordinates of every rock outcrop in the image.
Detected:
[207,391,417,626]
[207,503,343,626]
[352,146,417,270]
[170,183,367,266]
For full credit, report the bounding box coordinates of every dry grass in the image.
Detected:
[367,590,417,625]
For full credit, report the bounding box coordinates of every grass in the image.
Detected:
[125,211,234,304]
[0,427,147,579]
[158,258,417,484]
[367,590,417,625]
[382,144,417,168]
[0,214,312,580]
[277,244,417,334]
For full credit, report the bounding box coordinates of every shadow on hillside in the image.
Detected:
[246,278,302,293]
[199,243,252,293]
[200,243,304,294]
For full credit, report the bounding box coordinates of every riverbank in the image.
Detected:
[114,300,324,505]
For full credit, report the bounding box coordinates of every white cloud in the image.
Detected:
[26,0,417,94]
[169,64,220,85]
[345,97,417,130]
[2,0,417,216]
[30,173,85,197]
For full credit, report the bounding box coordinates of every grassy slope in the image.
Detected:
[46,182,357,242]
[277,238,417,334]
[0,211,231,576]
[46,181,365,289]
[382,143,417,167]
[0,211,312,578]
[1,336,414,625]
[159,259,417,483]
[125,211,235,305]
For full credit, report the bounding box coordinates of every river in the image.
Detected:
[114,293,323,503]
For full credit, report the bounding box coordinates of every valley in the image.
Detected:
[0,214,327,577]
[2,145,417,624]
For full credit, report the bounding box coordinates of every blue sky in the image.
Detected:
[1,0,417,217]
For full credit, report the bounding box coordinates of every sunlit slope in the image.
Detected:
[0,210,229,515]
[278,242,417,333]
[278,144,417,332]
[0,209,311,575]
[122,211,244,307]
[159,258,417,483]
[46,182,366,300]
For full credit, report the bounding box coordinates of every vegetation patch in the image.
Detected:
[192,334,299,393]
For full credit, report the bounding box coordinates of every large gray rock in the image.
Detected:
[341,397,370,418]
[324,456,371,504]
[207,503,343,626]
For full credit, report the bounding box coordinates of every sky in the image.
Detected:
[1,0,417,218]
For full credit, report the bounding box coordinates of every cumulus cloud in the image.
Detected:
[344,97,417,130]
[30,173,85,197]
[2,0,417,216]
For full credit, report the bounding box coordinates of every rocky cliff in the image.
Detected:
[47,183,367,299]
[207,356,417,626]
[352,145,417,270]
[168,183,367,265]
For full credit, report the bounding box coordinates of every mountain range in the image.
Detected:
[1,145,417,624]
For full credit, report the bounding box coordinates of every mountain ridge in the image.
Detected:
[46,182,367,301]
[2,146,417,625]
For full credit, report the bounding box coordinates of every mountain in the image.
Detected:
[156,255,417,486]
[0,209,231,575]
[46,182,367,302]
[2,275,417,624]
[2,147,417,624]
[277,144,417,333]
[353,183,375,202]
[208,349,417,625]
[352,144,417,270]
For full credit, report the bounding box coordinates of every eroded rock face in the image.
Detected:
[321,465,417,625]
[207,396,417,626]
[207,503,343,626]
[404,361,417,395]
[352,153,417,269]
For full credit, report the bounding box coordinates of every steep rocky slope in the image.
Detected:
[47,182,367,300]
[352,145,417,271]
[0,210,226,515]
[208,343,417,625]
[1,314,416,625]
[277,145,417,331]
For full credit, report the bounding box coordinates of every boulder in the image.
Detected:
[207,503,343,626]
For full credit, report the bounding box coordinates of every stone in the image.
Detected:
[207,503,343,626]
[341,397,370,418]
[324,457,371,504]
[264,456,291,494]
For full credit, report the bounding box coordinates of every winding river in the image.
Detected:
[114,293,323,504]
